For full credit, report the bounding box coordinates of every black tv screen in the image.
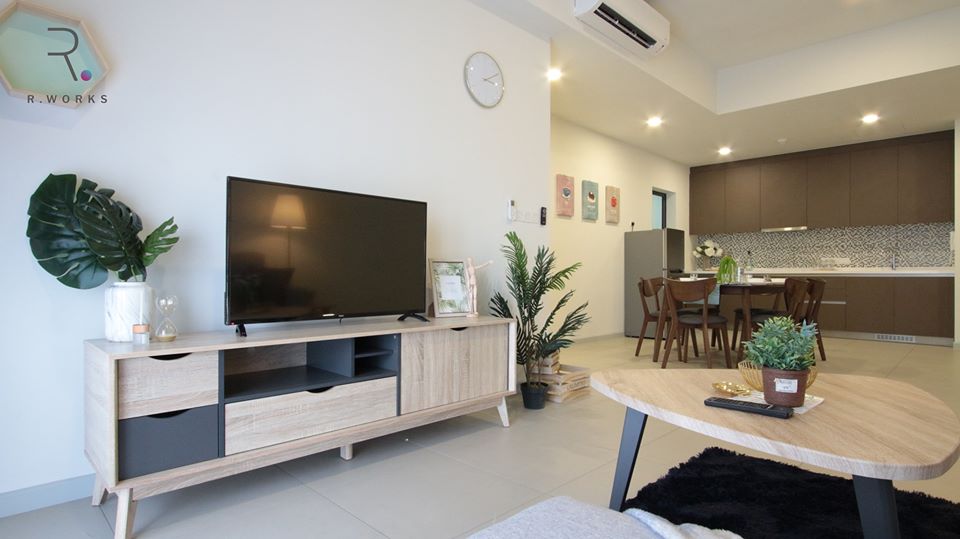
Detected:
[225,177,426,325]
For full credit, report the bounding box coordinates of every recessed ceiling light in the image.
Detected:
[861,113,880,124]
[718,147,732,156]
[646,116,663,127]
[546,68,563,82]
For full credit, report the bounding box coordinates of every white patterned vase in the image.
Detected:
[104,282,154,342]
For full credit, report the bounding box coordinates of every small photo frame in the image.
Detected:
[430,259,470,317]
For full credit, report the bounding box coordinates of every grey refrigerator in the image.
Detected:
[624,228,686,338]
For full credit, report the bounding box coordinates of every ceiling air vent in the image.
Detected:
[573,0,670,56]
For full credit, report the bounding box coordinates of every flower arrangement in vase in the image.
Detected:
[693,240,723,269]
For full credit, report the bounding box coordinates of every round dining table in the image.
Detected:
[652,277,787,364]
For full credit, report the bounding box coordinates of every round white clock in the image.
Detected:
[464,51,504,108]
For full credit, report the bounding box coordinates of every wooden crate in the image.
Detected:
[542,364,591,403]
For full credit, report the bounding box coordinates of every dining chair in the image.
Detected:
[661,278,732,369]
[634,277,664,356]
[732,277,808,349]
[802,278,828,361]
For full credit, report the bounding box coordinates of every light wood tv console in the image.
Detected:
[84,316,516,539]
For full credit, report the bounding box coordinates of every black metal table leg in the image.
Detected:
[609,408,648,511]
[853,475,901,539]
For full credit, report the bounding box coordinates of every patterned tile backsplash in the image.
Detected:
[695,222,954,269]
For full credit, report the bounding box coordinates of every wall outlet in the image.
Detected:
[835,257,851,265]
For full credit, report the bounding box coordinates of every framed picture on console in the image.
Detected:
[430,259,470,317]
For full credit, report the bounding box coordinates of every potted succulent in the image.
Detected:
[490,232,590,409]
[26,173,179,341]
[743,316,817,407]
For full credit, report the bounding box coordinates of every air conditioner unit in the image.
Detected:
[573,0,670,56]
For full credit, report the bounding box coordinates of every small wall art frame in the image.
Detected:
[429,259,471,317]
[605,185,620,224]
[582,180,599,221]
[556,174,575,217]
[0,1,110,108]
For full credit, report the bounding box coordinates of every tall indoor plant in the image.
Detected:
[743,316,817,407]
[490,232,590,409]
[26,173,179,341]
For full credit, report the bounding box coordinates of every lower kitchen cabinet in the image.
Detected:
[894,278,954,338]
[845,277,895,334]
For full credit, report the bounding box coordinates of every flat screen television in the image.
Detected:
[225,177,427,328]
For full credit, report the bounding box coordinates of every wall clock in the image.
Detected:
[463,51,503,108]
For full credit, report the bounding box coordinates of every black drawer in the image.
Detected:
[118,404,219,480]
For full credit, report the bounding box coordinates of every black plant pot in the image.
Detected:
[520,382,548,409]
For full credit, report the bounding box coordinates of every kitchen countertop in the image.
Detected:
[688,267,954,277]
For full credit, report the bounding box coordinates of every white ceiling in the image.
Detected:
[473,0,960,167]
[645,0,960,68]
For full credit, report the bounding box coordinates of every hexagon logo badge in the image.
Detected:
[0,1,109,108]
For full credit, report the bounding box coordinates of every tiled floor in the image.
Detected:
[3,335,959,538]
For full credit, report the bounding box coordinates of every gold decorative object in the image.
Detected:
[712,381,751,396]
[738,360,817,391]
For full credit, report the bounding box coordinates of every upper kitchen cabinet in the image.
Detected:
[689,168,725,235]
[806,153,850,229]
[724,164,760,233]
[850,145,898,226]
[898,136,954,224]
[760,158,806,230]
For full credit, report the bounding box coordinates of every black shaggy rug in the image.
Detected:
[622,447,960,539]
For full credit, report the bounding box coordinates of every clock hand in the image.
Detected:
[483,73,500,83]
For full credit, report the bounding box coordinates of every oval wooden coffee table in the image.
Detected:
[591,369,960,539]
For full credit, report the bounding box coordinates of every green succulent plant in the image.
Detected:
[744,316,817,371]
[26,173,179,289]
[490,232,590,385]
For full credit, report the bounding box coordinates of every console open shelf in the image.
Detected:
[223,365,395,403]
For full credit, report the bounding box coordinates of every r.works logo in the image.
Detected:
[25,26,108,105]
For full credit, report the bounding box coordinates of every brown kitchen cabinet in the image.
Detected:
[898,138,954,224]
[845,277,895,334]
[893,277,953,338]
[760,158,807,230]
[690,168,725,235]
[850,146,898,226]
[806,153,850,229]
[724,164,761,233]
[811,276,846,331]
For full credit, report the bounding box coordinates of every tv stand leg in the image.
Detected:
[91,474,107,506]
[114,488,137,539]
[497,397,510,427]
[339,444,354,460]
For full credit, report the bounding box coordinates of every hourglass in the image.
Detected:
[154,295,179,342]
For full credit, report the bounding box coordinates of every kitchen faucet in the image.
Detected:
[890,251,897,271]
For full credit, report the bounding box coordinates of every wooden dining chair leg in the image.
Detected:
[702,323,712,368]
[691,329,700,357]
[731,315,741,351]
[634,318,649,356]
[720,327,732,368]
[652,316,666,364]
[816,331,827,361]
[661,323,678,369]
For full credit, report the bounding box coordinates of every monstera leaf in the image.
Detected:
[26,173,180,288]
[142,217,179,267]
[75,189,147,281]
[26,174,110,289]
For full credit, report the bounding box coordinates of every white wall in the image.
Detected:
[550,117,689,338]
[0,0,550,500]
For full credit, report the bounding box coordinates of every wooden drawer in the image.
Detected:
[224,377,397,455]
[118,405,219,480]
[119,351,219,420]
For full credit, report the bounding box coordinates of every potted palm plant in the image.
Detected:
[490,232,590,409]
[743,316,817,407]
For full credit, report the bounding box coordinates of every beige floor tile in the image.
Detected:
[0,497,112,539]
[283,435,540,539]
[100,465,383,539]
